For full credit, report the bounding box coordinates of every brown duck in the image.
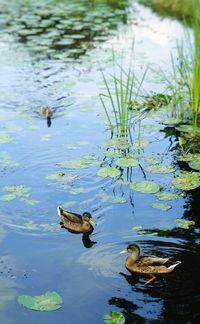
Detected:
[57,207,96,234]
[40,106,53,127]
[121,244,181,285]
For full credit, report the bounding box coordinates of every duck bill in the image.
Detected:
[120,249,128,254]
[89,218,96,226]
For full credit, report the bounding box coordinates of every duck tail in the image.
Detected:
[168,261,181,271]
[57,206,62,217]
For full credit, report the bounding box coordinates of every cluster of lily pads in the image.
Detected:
[0,185,39,205]
[0,0,127,60]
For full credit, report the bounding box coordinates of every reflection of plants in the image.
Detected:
[100,51,148,136]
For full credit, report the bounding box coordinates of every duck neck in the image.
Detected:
[130,250,140,262]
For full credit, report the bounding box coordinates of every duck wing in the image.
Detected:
[138,255,170,266]
[58,207,82,224]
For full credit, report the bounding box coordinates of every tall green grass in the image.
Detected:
[99,51,148,136]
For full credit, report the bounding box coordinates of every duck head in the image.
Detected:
[82,212,96,226]
[120,243,140,261]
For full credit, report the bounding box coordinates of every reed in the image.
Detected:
[99,51,148,136]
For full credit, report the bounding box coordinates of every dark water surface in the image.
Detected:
[0,0,199,323]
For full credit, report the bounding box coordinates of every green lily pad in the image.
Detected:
[189,159,200,171]
[145,165,175,174]
[143,124,163,131]
[0,194,16,201]
[116,157,139,168]
[172,172,200,190]
[176,218,195,229]
[97,167,121,178]
[0,133,13,144]
[104,150,123,158]
[46,172,79,183]
[152,203,172,211]
[176,124,200,134]
[69,188,84,195]
[57,155,97,169]
[132,225,142,231]
[103,311,125,324]
[163,117,181,125]
[4,185,29,198]
[155,192,179,201]
[110,196,127,204]
[21,198,40,205]
[130,180,161,194]
[18,291,63,311]
[132,140,149,150]
[105,137,129,150]
[144,157,161,165]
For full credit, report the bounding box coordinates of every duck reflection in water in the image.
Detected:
[57,207,97,248]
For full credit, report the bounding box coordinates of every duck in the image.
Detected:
[120,244,181,285]
[39,106,53,127]
[57,207,96,234]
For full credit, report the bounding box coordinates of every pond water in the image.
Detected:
[0,0,200,323]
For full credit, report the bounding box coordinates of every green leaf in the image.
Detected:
[18,291,63,311]
[97,167,121,178]
[163,117,181,125]
[145,165,175,174]
[57,155,97,169]
[144,157,161,165]
[132,140,149,150]
[116,157,139,168]
[189,159,200,171]
[152,203,171,211]
[4,185,29,197]
[21,198,40,205]
[103,311,125,324]
[0,133,13,144]
[0,194,16,201]
[110,197,127,204]
[105,138,129,150]
[132,225,142,231]
[155,192,179,201]
[46,172,79,183]
[130,180,161,194]
[176,218,195,229]
[69,188,84,195]
[172,172,200,190]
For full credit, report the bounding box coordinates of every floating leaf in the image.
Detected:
[110,197,126,204]
[144,157,161,165]
[97,167,121,178]
[103,311,125,324]
[163,117,181,125]
[156,192,179,201]
[46,172,79,183]
[104,150,123,158]
[176,218,195,229]
[176,124,200,134]
[132,225,142,231]
[40,223,60,232]
[130,180,161,194]
[132,140,149,150]
[69,188,84,195]
[116,157,139,168]
[145,165,175,174]
[105,137,129,150]
[172,172,200,190]
[178,153,198,162]
[4,185,29,198]
[189,159,200,171]
[57,155,97,169]
[0,133,13,144]
[152,203,171,211]
[0,194,16,201]
[21,198,40,205]
[18,291,63,311]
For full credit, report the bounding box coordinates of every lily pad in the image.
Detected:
[0,194,16,201]
[57,155,97,169]
[132,225,142,231]
[105,137,129,150]
[116,157,139,168]
[132,140,149,150]
[152,203,171,211]
[176,218,195,229]
[144,157,161,165]
[172,172,200,190]
[189,159,200,171]
[145,165,175,174]
[176,124,200,134]
[103,311,125,324]
[110,196,127,204]
[4,185,29,198]
[69,188,84,195]
[104,150,123,158]
[163,117,181,125]
[18,291,63,311]
[178,153,200,162]
[97,167,121,178]
[0,133,13,144]
[156,192,179,201]
[46,172,79,183]
[130,180,161,194]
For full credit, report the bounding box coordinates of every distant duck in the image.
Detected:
[57,207,96,234]
[120,244,181,285]
[40,106,53,127]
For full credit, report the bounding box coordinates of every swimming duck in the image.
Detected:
[121,244,181,285]
[57,207,96,234]
[40,106,53,127]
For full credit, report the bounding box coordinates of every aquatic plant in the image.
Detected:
[18,291,63,311]
[99,50,148,136]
